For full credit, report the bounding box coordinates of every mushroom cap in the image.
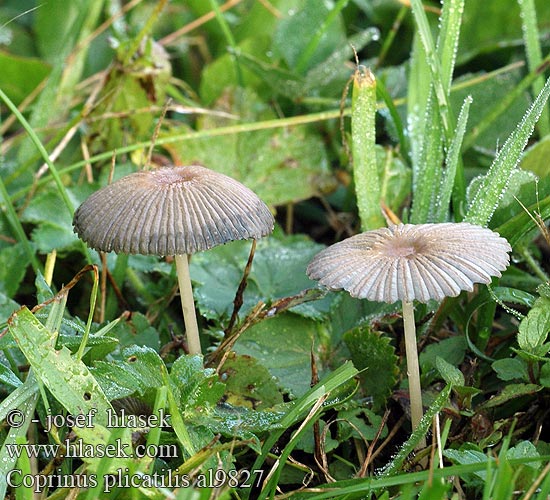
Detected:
[73,165,274,255]
[307,222,512,304]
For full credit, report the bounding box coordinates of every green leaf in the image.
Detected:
[195,404,285,450]
[234,313,323,398]
[337,406,386,442]
[420,336,467,371]
[435,356,465,386]
[219,353,284,409]
[480,383,542,409]
[444,448,490,480]
[8,307,112,424]
[169,354,225,410]
[343,327,398,410]
[20,189,79,253]
[91,346,167,400]
[518,298,550,352]
[492,358,529,382]
[191,236,334,322]
[0,362,22,388]
[352,66,384,230]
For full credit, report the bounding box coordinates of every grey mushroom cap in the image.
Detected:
[307,222,512,304]
[73,165,274,255]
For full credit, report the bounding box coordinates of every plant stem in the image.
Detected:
[402,300,426,449]
[175,254,201,355]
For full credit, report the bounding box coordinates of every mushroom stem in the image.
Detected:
[175,254,201,355]
[402,300,426,449]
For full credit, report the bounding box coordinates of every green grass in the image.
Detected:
[1,0,550,498]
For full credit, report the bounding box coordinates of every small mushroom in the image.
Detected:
[73,165,274,355]
[307,222,511,445]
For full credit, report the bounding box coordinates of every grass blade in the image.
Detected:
[434,95,472,221]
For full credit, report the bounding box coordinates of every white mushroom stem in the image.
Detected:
[175,254,201,355]
[402,300,426,449]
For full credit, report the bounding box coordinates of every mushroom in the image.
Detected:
[73,165,274,356]
[306,222,511,445]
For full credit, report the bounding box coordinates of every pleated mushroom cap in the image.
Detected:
[307,223,512,304]
[73,165,274,255]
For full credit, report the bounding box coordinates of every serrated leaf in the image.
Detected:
[8,307,112,424]
[343,327,398,410]
[444,448,490,480]
[169,354,225,410]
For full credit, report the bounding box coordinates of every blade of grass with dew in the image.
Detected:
[434,96,472,221]
[379,385,452,477]
[519,0,550,137]
[410,0,457,136]
[8,307,112,424]
[466,77,550,227]
[0,389,38,499]
[409,0,467,221]
[410,92,445,223]
[352,66,384,230]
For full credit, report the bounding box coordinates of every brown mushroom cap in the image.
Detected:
[73,165,274,255]
[307,222,512,304]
